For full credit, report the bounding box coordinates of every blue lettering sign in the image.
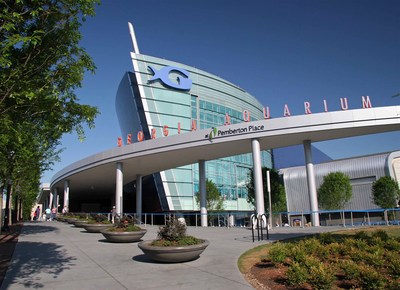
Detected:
[148,66,192,91]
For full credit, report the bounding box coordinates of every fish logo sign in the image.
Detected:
[148,66,192,91]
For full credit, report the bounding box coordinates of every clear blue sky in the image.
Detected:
[42,0,400,183]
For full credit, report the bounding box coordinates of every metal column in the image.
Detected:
[136,175,142,223]
[303,140,320,226]
[252,139,265,217]
[199,160,207,227]
[116,162,123,217]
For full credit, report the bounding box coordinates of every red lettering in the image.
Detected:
[340,98,348,110]
[191,120,197,131]
[323,99,328,112]
[127,134,132,145]
[151,128,156,139]
[163,125,169,136]
[117,137,122,147]
[304,102,312,114]
[263,107,271,119]
[224,113,231,125]
[283,104,291,117]
[178,122,181,134]
[137,131,144,142]
[243,110,250,122]
[362,96,372,108]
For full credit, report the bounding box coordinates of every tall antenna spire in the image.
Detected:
[128,22,140,54]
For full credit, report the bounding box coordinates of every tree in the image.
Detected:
[195,179,224,212]
[372,176,400,209]
[0,0,100,226]
[246,167,287,213]
[317,172,352,210]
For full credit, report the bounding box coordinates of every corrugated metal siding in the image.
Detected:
[281,153,390,212]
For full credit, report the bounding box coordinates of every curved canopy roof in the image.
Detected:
[50,106,400,197]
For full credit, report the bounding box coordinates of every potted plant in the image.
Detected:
[72,213,91,228]
[138,215,209,263]
[82,213,112,233]
[101,216,147,243]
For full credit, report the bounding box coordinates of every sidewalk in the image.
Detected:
[1,221,344,290]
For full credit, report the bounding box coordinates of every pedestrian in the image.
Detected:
[62,205,68,214]
[111,206,116,223]
[45,207,51,221]
[35,206,41,221]
[51,207,57,221]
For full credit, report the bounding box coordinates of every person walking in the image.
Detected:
[35,206,41,221]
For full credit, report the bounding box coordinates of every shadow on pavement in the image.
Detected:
[2,236,77,289]
[19,223,60,236]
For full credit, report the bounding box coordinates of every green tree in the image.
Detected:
[317,172,352,210]
[0,0,100,225]
[195,179,224,212]
[246,167,287,213]
[372,176,400,209]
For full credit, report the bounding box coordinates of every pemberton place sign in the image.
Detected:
[117,95,373,147]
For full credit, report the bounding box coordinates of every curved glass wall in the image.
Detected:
[116,52,272,212]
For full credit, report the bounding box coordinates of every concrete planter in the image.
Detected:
[83,223,113,233]
[101,229,147,243]
[138,240,209,263]
[73,220,89,228]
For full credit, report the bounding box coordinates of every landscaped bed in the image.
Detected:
[239,226,400,290]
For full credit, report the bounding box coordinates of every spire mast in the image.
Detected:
[128,22,140,54]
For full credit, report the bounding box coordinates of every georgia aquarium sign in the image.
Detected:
[148,65,192,91]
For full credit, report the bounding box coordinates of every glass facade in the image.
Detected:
[116,52,272,212]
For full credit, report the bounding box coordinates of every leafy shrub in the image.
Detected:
[371,229,389,242]
[286,262,308,287]
[339,259,360,280]
[317,232,335,244]
[112,216,141,230]
[354,230,370,241]
[157,216,187,241]
[88,213,110,224]
[290,244,307,264]
[308,262,335,290]
[384,238,400,251]
[152,235,201,247]
[357,264,386,290]
[268,242,289,264]
[386,252,400,278]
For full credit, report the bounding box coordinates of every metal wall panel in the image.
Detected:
[281,152,391,212]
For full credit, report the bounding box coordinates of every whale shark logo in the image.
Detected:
[148,66,192,91]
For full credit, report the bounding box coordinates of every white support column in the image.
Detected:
[52,188,58,210]
[136,175,142,223]
[303,140,320,226]
[252,139,265,218]
[115,162,124,217]
[63,180,70,211]
[48,190,54,211]
[199,160,207,227]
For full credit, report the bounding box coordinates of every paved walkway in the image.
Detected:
[1,221,345,290]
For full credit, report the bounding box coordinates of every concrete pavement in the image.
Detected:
[1,221,345,290]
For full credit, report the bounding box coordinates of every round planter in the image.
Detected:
[83,223,113,233]
[73,220,89,228]
[65,218,78,224]
[138,240,209,263]
[101,229,147,243]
